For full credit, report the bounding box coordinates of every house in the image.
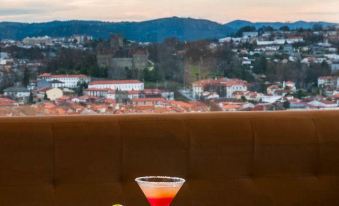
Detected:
[219,102,243,112]
[37,79,52,89]
[38,73,90,88]
[192,78,248,99]
[283,44,294,55]
[23,36,53,47]
[143,89,175,100]
[50,80,65,88]
[132,98,166,107]
[0,98,18,106]
[88,80,144,91]
[242,32,259,39]
[3,86,30,101]
[318,76,337,88]
[244,91,263,102]
[71,95,98,104]
[283,81,297,92]
[128,90,141,100]
[267,82,294,96]
[160,91,175,100]
[202,92,220,100]
[46,88,63,101]
[307,100,338,109]
[84,88,115,99]
[192,80,208,99]
[289,98,308,109]
[331,62,339,73]
[219,79,247,99]
[262,95,283,104]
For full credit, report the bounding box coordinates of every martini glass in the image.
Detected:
[135,176,185,206]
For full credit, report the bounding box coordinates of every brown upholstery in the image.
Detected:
[0,111,339,206]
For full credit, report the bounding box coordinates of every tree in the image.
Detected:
[115,90,129,104]
[259,26,274,33]
[305,62,331,84]
[28,91,34,104]
[236,26,256,37]
[313,24,323,31]
[143,67,161,82]
[294,89,308,99]
[76,81,88,96]
[22,67,30,87]
[279,26,290,32]
[253,56,267,74]
[283,101,290,109]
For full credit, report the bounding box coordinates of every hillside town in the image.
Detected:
[0,25,339,116]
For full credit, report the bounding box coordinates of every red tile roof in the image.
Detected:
[128,90,141,94]
[143,89,162,94]
[133,98,166,102]
[220,79,247,87]
[193,78,248,87]
[89,80,142,85]
[0,98,17,106]
[85,88,115,92]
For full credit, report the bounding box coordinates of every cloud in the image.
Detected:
[299,11,339,16]
[0,0,338,23]
[0,8,43,16]
[0,0,78,21]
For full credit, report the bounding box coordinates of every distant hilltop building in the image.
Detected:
[70,35,93,44]
[96,35,151,79]
[110,34,124,49]
[23,36,53,46]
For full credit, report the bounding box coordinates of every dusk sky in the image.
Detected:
[0,0,339,23]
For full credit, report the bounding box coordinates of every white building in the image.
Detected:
[318,76,337,88]
[308,100,338,109]
[331,62,339,73]
[39,73,90,88]
[222,79,248,98]
[242,32,259,39]
[23,36,53,46]
[84,88,116,99]
[283,81,297,92]
[192,79,218,99]
[88,80,144,91]
[3,86,30,99]
[71,35,93,44]
[0,52,9,59]
[192,78,248,99]
[192,83,204,99]
[50,80,65,88]
[262,95,283,104]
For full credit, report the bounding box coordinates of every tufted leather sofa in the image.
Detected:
[0,111,339,206]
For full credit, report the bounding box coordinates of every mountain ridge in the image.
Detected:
[0,17,337,42]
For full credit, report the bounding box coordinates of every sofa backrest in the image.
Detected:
[0,111,339,206]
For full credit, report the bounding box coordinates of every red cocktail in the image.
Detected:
[135,176,185,206]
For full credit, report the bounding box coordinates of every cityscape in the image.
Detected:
[0,20,339,116]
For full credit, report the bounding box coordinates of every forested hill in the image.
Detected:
[0,17,336,42]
